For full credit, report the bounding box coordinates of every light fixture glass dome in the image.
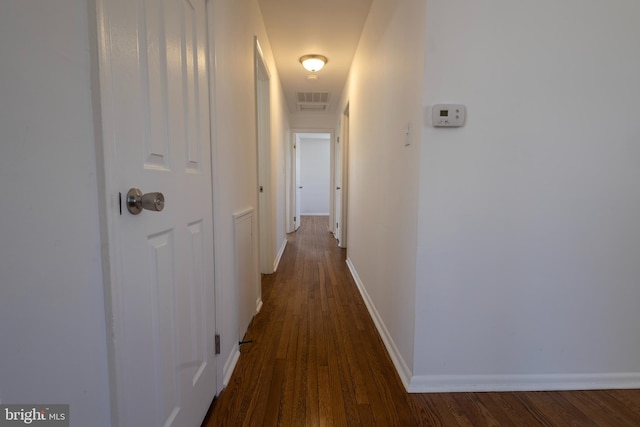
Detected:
[299,55,327,72]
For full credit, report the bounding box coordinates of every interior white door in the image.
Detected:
[295,138,302,230]
[334,134,342,239]
[338,107,349,248]
[255,40,272,274]
[97,0,216,425]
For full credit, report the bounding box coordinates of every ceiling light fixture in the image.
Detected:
[299,54,327,72]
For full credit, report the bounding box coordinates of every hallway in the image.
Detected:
[205,216,416,425]
[203,216,640,426]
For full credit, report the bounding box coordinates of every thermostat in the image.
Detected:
[432,104,465,127]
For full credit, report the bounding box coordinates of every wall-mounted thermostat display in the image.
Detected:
[432,104,466,127]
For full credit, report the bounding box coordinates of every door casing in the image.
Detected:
[288,129,335,233]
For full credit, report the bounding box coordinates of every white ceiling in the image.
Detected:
[258,0,373,115]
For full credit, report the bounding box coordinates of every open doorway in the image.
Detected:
[289,131,333,232]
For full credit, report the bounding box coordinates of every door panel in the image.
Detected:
[337,109,349,248]
[334,134,342,238]
[97,0,216,425]
[255,39,272,275]
[295,139,301,230]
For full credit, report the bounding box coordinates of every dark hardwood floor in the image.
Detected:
[203,216,640,426]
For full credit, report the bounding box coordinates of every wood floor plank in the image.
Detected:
[325,321,350,426]
[452,393,502,427]
[305,298,320,427]
[538,390,600,426]
[514,392,563,426]
[438,392,476,426]
[481,392,545,426]
[406,395,441,427]
[260,358,286,427]
[292,304,309,424]
[558,390,631,427]
[607,389,640,418]
[202,216,640,427]
[318,366,334,427]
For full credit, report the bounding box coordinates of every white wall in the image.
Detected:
[299,137,331,215]
[414,0,640,391]
[0,0,111,424]
[337,0,427,386]
[290,113,336,130]
[210,0,289,390]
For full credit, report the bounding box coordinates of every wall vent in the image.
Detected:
[296,91,330,112]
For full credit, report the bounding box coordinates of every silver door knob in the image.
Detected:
[126,188,165,215]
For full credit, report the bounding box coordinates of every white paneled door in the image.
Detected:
[334,133,342,238]
[295,138,302,231]
[96,0,216,425]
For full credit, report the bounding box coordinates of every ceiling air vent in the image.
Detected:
[296,91,330,112]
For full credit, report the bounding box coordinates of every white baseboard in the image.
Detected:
[409,372,640,393]
[345,257,413,391]
[255,298,263,314]
[222,344,240,387]
[301,213,329,216]
[273,238,287,272]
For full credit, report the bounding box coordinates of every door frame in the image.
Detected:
[287,129,335,233]
[254,37,272,275]
[206,0,223,395]
[92,0,219,422]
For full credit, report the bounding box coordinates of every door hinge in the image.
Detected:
[294,216,297,223]
[336,222,339,229]
[215,334,221,355]
[259,186,264,193]
[337,137,340,143]
[119,192,122,215]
